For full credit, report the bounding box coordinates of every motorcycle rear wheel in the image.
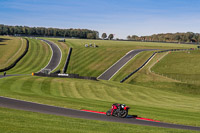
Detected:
[106,110,111,116]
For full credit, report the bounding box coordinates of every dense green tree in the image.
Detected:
[127,32,200,43]
[87,33,96,39]
[0,24,99,39]
[102,33,107,39]
[127,35,131,40]
[108,34,114,40]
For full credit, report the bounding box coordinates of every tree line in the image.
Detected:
[101,33,114,40]
[0,24,99,39]
[127,32,200,43]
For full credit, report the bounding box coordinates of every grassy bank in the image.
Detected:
[152,50,200,84]
[0,36,26,69]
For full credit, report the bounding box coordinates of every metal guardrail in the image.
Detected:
[63,47,72,73]
[120,48,194,83]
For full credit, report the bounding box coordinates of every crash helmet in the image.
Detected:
[121,104,126,108]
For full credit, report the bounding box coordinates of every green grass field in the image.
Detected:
[0,37,200,132]
[0,107,197,133]
[0,36,26,69]
[5,38,52,74]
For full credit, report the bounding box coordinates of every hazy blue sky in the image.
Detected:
[0,0,200,38]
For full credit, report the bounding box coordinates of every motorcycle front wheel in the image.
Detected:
[119,110,128,118]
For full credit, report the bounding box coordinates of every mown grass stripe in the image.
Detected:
[9,39,37,73]
[40,77,53,96]
[68,81,82,98]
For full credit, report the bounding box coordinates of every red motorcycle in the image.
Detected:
[106,103,130,118]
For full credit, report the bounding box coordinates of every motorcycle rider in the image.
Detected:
[106,103,129,118]
[121,104,126,110]
[111,103,119,116]
[111,103,126,115]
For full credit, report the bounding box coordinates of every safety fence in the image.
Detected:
[120,48,195,83]
[0,38,29,72]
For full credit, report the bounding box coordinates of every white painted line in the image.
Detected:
[37,39,53,73]
[108,52,141,80]
[97,50,134,79]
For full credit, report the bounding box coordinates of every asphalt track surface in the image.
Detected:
[98,49,157,80]
[0,96,199,131]
[39,39,62,72]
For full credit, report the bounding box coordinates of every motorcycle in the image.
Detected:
[106,103,130,118]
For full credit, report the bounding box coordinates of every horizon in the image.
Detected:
[0,0,200,39]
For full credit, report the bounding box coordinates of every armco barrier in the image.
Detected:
[0,38,29,72]
[120,48,194,83]
[63,47,72,73]
[52,70,61,74]
[34,72,97,81]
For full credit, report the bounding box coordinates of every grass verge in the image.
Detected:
[0,107,197,133]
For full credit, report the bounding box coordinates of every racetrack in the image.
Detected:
[0,96,199,131]
[98,49,157,80]
[39,39,62,72]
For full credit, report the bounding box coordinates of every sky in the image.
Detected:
[0,0,200,39]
